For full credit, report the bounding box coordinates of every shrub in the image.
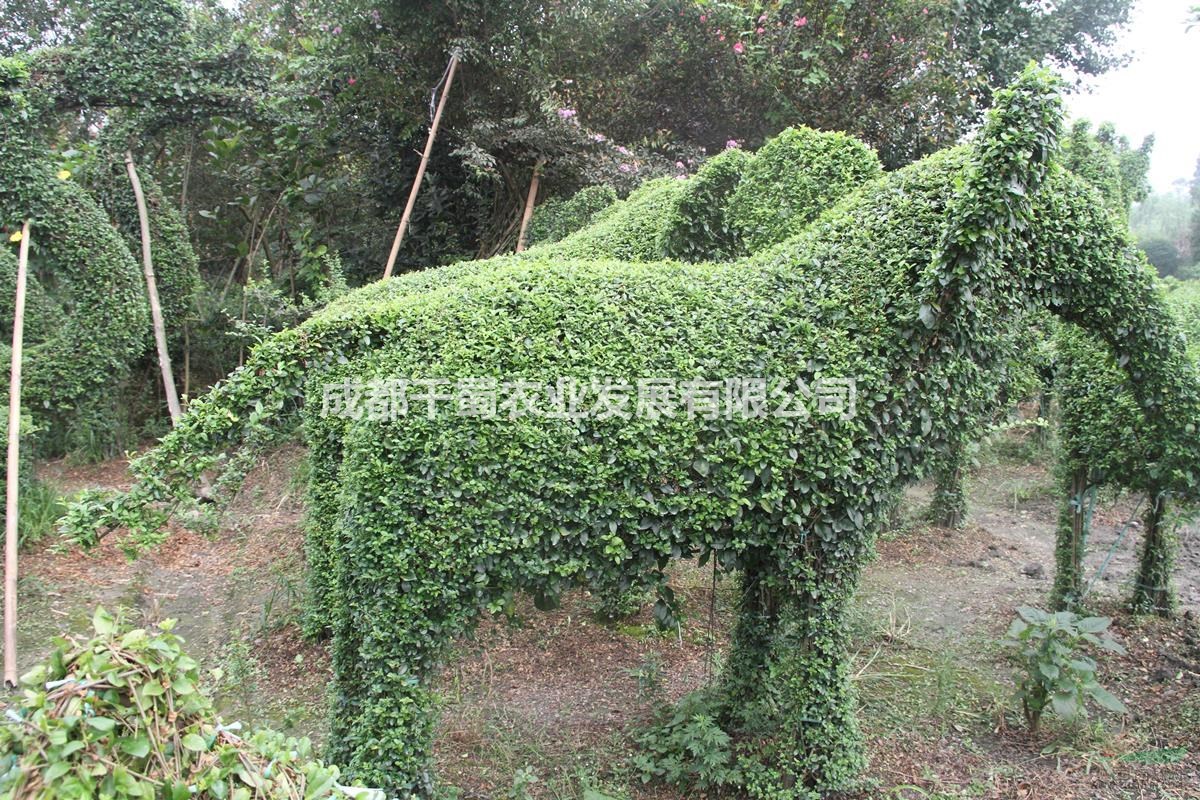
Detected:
[727,127,882,252]
[526,184,617,247]
[62,69,1200,799]
[533,176,688,261]
[1004,606,1126,732]
[0,608,379,799]
[660,147,753,261]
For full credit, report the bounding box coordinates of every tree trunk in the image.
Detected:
[125,151,182,426]
[1051,466,1090,610]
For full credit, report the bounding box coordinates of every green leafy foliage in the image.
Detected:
[660,147,752,262]
[526,185,618,248]
[1004,606,1126,732]
[727,128,882,253]
[61,68,1200,799]
[534,177,688,261]
[0,608,379,799]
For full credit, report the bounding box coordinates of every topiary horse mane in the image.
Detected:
[66,67,1200,798]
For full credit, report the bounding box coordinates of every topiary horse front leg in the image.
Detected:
[754,524,875,796]
[718,555,781,723]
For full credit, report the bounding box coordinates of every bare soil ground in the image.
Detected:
[5,435,1200,800]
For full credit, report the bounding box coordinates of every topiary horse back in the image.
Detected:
[67,67,1200,799]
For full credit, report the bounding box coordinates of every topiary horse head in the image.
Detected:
[66,67,1200,799]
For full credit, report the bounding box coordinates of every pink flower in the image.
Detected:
[725,139,740,149]
[859,50,870,60]
[618,164,632,173]
[922,6,929,13]
[557,108,577,119]
[332,25,341,34]
[616,145,630,155]
[675,161,685,169]
[733,41,744,54]
[348,77,357,85]
[758,13,767,22]
[756,26,764,34]
[719,33,726,41]
[591,133,607,143]
[795,16,807,27]
[700,14,707,22]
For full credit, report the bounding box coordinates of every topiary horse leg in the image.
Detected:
[1051,465,1091,610]
[1131,493,1176,617]
[328,578,452,798]
[758,531,872,796]
[718,558,780,720]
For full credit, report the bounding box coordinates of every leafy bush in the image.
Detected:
[62,69,1200,799]
[526,184,617,247]
[534,176,688,261]
[660,147,752,261]
[1004,606,1126,732]
[0,608,379,799]
[727,127,882,252]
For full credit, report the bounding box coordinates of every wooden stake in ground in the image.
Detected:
[515,158,545,253]
[382,51,460,280]
[125,151,183,425]
[4,220,30,687]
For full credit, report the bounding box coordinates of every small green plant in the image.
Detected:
[1004,606,1127,733]
[505,766,538,800]
[624,652,665,705]
[0,607,379,799]
[16,477,65,547]
[631,691,750,793]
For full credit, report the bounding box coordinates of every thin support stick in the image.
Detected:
[5,220,30,687]
[125,151,183,425]
[515,158,544,253]
[382,51,460,279]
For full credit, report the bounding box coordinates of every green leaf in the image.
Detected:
[86,716,117,732]
[1075,616,1111,633]
[92,607,116,636]
[181,733,208,752]
[1088,685,1126,713]
[119,736,151,759]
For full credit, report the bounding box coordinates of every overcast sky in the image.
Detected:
[1065,0,1199,194]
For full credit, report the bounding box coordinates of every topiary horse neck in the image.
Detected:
[66,67,1200,799]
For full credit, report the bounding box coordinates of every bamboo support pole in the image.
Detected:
[125,151,183,425]
[515,159,544,253]
[383,51,460,279]
[5,220,30,687]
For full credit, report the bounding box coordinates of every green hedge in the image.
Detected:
[63,68,1200,799]
[661,147,752,261]
[533,176,688,261]
[727,127,882,253]
[526,184,617,247]
[86,148,202,338]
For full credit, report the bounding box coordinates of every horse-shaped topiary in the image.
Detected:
[66,67,1200,799]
